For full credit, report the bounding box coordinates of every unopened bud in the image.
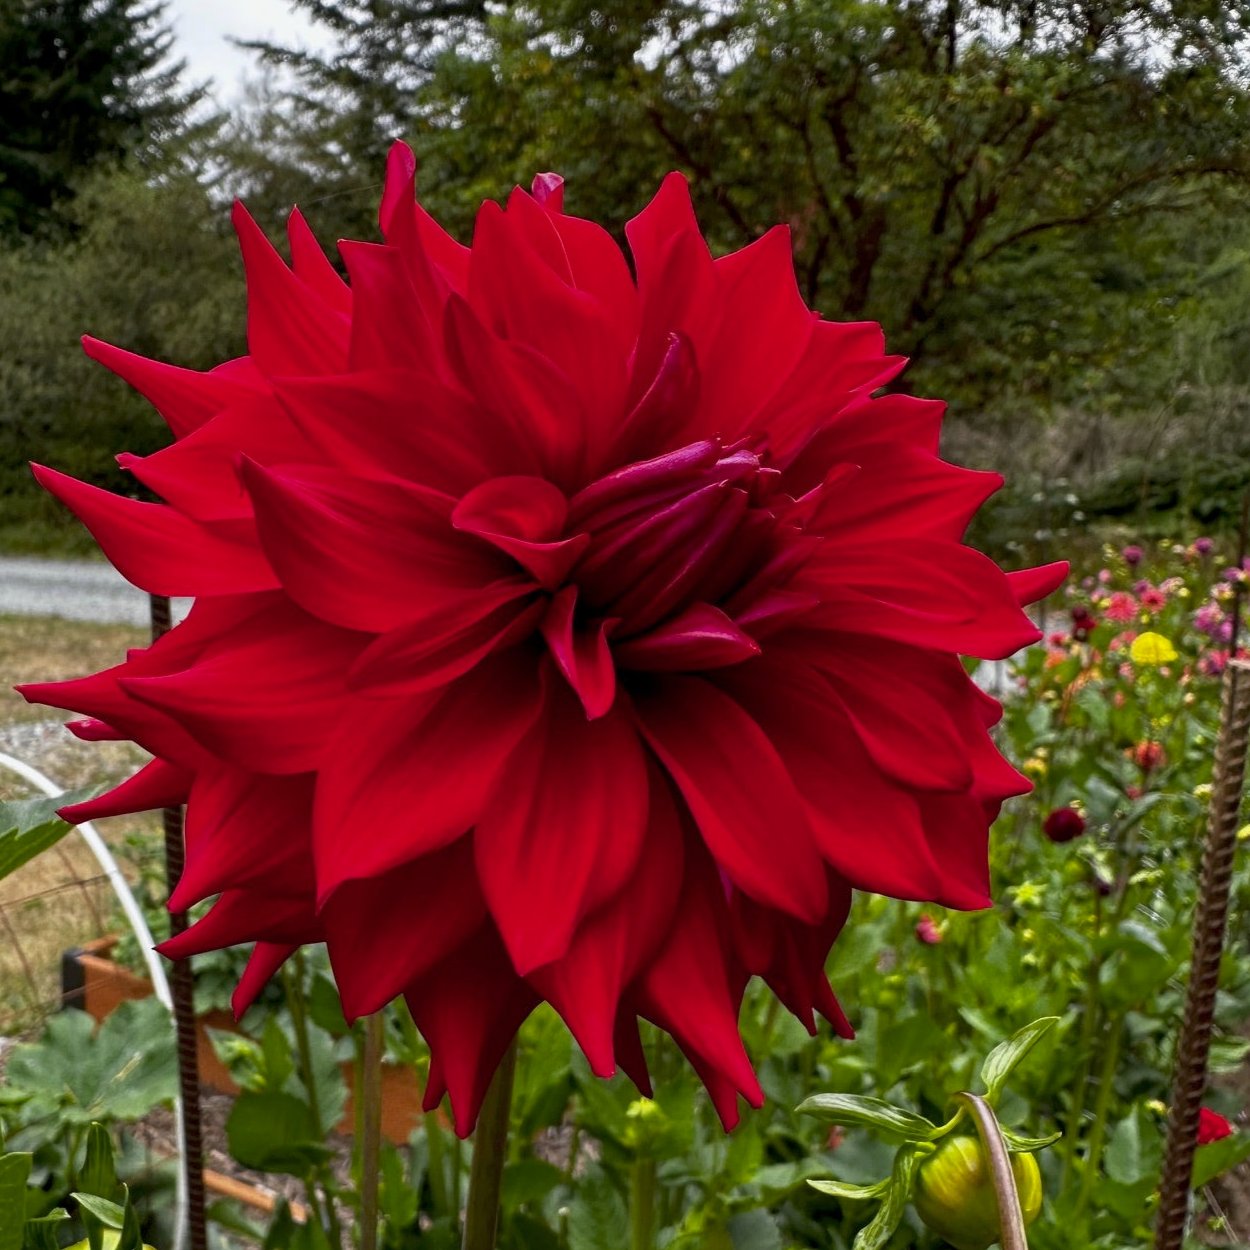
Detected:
[913,1136,1042,1250]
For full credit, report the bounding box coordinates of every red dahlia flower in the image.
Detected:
[19,145,1066,1135]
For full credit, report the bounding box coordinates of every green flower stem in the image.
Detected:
[360,1013,384,1250]
[427,1110,451,1218]
[1074,1012,1125,1218]
[283,954,343,1250]
[462,1038,518,1250]
[1061,888,1105,1185]
[952,1092,1029,1250]
[630,1154,657,1250]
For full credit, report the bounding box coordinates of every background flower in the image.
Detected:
[20,144,1064,1134]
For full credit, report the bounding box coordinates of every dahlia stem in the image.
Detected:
[629,1155,657,1250]
[360,1012,384,1250]
[953,1092,1028,1250]
[461,1038,518,1250]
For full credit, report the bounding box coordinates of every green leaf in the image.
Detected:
[4,999,176,1127]
[1192,1133,1250,1189]
[1105,1105,1163,1186]
[980,1017,1060,1103]
[566,1164,627,1250]
[852,1146,923,1250]
[226,1090,332,1176]
[0,1154,32,1249]
[71,1194,125,1229]
[116,1185,144,1250]
[22,1211,70,1250]
[1001,1126,1062,1153]
[797,1093,937,1140]
[807,1176,893,1201]
[80,1123,120,1201]
[727,1209,782,1250]
[0,790,93,883]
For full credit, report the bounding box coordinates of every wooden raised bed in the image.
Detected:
[63,937,424,1145]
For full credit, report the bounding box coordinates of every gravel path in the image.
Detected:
[0,557,190,626]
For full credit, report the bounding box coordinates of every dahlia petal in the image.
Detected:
[170,768,314,911]
[539,587,617,719]
[232,201,349,376]
[717,658,960,902]
[287,208,351,315]
[314,653,543,899]
[65,718,123,741]
[119,392,317,522]
[379,141,470,294]
[476,674,649,974]
[1007,561,1069,605]
[544,211,639,347]
[568,437,720,532]
[634,676,827,922]
[614,603,760,672]
[613,1010,653,1097]
[607,332,701,464]
[340,240,438,371]
[242,459,504,633]
[122,602,362,774]
[274,370,501,493]
[444,295,581,483]
[58,759,191,824]
[30,465,278,597]
[469,199,628,451]
[530,171,564,209]
[232,942,299,1018]
[158,889,319,960]
[701,227,815,434]
[528,763,685,1073]
[453,476,590,589]
[347,590,542,697]
[404,928,537,1137]
[729,589,821,639]
[802,540,1043,659]
[809,448,1003,544]
[323,837,487,1020]
[815,642,975,791]
[632,843,763,1117]
[82,336,262,439]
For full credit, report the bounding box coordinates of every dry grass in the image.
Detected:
[0,613,164,1031]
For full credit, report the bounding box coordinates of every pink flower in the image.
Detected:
[1122,545,1144,567]
[1132,741,1166,773]
[915,915,943,944]
[1193,537,1214,556]
[1139,586,1167,612]
[1198,1107,1234,1145]
[1105,592,1138,622]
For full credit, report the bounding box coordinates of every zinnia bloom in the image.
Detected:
[1130,631,1178,665]
[915,915,943,945]
[1104,592,1138,622]
[1198,1107,1234,1145]
[1042,807,1085,843]
[19,145,1065,1135]
[1122,544,1143,567]
[1132,741,1167,773]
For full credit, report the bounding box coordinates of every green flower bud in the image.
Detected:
[913,1136,1042,1250]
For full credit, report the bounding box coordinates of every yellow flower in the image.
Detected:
[1238,824,1250,843]
[1193,783,1213,801]
[1130,632,1178,665]
[1023,757,1048,778]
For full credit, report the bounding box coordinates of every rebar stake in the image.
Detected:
[151,593,208,1250]
[1154,659,1250,1250]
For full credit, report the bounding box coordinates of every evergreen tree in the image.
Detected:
[0,0,202,237]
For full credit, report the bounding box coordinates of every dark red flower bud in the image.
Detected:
[1043,807,1086,843]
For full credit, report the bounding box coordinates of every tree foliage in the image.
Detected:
[242,0,1250,409]
[0,0,202,238]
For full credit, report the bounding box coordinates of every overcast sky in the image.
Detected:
[164,0,334,106]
